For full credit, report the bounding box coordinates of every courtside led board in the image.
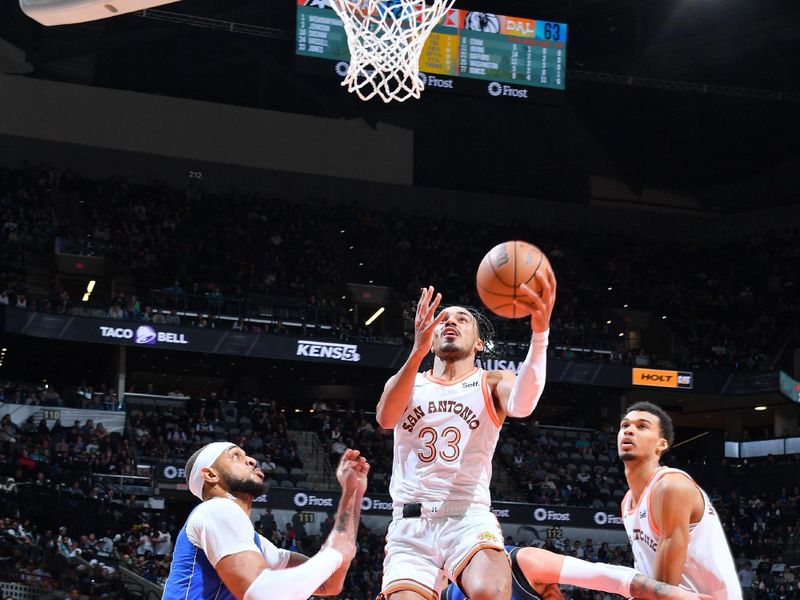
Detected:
[296,0,567,94]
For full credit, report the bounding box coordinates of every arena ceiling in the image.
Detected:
[1,0,799,210]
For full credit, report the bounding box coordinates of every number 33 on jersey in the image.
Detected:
[389,367,502,506]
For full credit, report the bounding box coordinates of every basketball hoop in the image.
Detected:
[328,0,455,102]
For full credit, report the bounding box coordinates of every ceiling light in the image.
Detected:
[365,307,385,326]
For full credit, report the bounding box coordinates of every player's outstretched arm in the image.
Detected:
[630,573,712,600]
[516,547,709,600]
[220,451,367,600]
[215,526,344,600]
[312,449,369,596]
[493,268,555,418]
[376,286,447,429]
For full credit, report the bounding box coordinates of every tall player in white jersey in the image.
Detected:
[376,272,556,600]
[618,401,742,600]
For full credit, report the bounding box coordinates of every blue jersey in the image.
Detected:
[441,546,545,600]
[162,518,263,600]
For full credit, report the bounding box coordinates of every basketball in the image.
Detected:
[476,241,551,319]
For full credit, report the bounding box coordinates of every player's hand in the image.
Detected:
[336,448,369,496]
[412,286,447,356]
[513,267,556,333]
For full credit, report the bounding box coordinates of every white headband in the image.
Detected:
[188,442,233,501]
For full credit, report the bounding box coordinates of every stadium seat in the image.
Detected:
[289,468,307,483]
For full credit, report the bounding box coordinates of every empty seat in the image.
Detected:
[279,480,295,488]
[289,468,307,483]
[295,480,312,490]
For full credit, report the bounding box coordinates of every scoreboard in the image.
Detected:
[296,0,567,99]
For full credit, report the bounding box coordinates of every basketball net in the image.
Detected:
[328,0,455,102]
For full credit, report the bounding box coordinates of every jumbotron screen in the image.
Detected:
[296,0,567,98]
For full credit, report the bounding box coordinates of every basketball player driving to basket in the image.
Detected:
[375,269,556,600]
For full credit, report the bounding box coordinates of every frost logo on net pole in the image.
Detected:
[335,61,350,77]
[487,81,528,98]
[162,465,185,480]
[593,511,624,526]
[293,492,334,508]
[533,507,571,522]
[419,72,455,89]
[361,496,393,512]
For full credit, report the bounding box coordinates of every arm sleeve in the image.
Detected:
[185,499,261,566]
[559,555,635,598]
[257,534,291,570]
[506,328,549,418]
[243,548,342,600]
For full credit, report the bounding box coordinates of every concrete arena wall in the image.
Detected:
[0,73,413,185]
[1,73,797,238]
[0,130,713,240]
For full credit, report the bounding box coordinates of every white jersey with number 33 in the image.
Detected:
[622,467,742,600]
[389,367,502,506]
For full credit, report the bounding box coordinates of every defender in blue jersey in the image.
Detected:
[441,545,709,600]
[441,546,559,600]
[163,442,368,600]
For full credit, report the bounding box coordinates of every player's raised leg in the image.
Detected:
[455,547,512,600]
